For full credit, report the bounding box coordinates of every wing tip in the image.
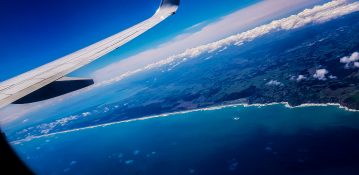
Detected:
[158,0,180,15]
[160,0,180,6]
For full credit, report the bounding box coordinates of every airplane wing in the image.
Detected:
[0,0,180,109]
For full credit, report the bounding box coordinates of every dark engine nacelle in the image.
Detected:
[13,77,94,104]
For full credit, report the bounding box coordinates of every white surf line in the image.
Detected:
[11,101,358,145]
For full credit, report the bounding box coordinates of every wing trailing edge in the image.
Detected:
[13,77,94,104]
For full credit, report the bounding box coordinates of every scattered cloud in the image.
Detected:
[82,112,91,117]
[340,51,359,68]
[296,75,307,82]
[15,111,94,137]
[340,51,359,63]
[313,69,329,80]
[329,75,337,79]
[266,80,283,86]
[33,115,79,135]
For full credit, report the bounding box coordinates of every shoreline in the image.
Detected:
[11,101,358,145]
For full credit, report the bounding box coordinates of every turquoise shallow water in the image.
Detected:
[12,104,359,175]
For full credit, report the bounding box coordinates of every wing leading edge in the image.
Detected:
[0,0,180,109]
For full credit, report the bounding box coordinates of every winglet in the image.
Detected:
[160,0,180,7]
[156,0,180,15]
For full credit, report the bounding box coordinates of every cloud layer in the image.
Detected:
[93,0,325,82]
[93,0,359,87]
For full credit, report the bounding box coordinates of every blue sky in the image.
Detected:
[0,0,258,81]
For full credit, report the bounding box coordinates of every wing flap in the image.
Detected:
[13,77,94,104]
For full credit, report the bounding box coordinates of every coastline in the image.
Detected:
[11,101,358,145]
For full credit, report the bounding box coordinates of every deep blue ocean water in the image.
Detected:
[11,104,359,175]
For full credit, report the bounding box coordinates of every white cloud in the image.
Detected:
[266,80,283,86]
[296,75,307,82]
[82,112,91,117]
[329,75,337,79]
[16,115,80,135]
[340,51,359,68]
[340,52,359,63]
[313,69,329,80]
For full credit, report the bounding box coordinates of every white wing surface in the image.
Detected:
[0,0,180,108]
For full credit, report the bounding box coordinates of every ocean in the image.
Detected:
[11,104,359,175]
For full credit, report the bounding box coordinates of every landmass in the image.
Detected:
[8,12,359,141]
